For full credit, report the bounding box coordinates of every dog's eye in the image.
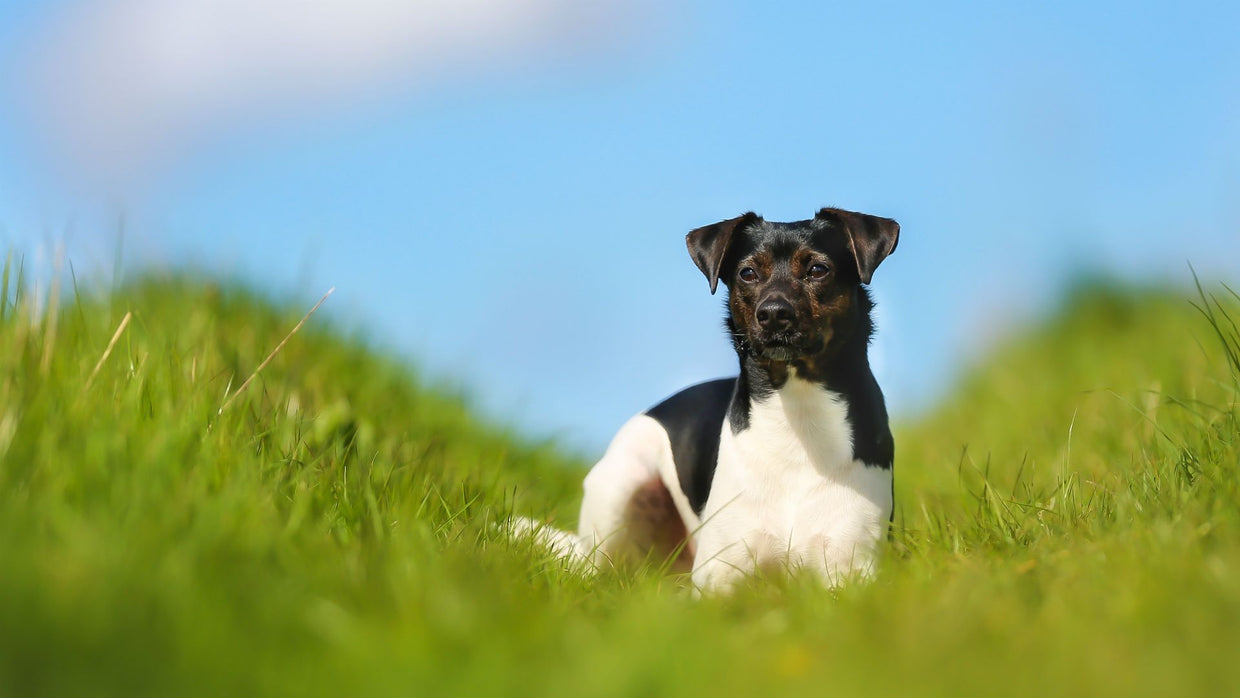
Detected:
[808,263,830,279]
[739,267,759,283]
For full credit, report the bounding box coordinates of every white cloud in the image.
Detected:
[18,0,646,187]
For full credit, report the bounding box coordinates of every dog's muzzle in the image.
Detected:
[752,295,812,359]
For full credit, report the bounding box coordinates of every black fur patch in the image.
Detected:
[645,378,734,516]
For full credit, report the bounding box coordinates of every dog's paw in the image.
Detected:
[504,516,587,562]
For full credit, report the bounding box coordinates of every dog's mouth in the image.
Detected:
[751,330,821,361]
[759,345,797,361]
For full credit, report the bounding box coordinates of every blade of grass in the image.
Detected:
[218,287,334,414]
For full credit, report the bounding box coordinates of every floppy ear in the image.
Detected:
[816,207,900,284]
[685,212,759,294]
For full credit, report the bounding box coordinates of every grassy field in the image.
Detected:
[1,258,1237,697]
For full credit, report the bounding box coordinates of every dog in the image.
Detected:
[520,207,899,593]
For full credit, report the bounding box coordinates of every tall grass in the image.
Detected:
[0,257,1237,697]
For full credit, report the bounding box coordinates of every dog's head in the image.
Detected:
[686,207,899,362]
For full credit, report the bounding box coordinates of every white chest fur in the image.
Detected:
[691,377,892,591]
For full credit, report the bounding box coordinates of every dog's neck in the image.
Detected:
[725,289,893,468]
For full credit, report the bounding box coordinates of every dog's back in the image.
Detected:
[645,378,733,517]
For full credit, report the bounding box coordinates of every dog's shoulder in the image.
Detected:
[645,378,734,515]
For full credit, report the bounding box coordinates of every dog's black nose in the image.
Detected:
[756,297,795,332]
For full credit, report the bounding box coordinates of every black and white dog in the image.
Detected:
[522,207,899,592]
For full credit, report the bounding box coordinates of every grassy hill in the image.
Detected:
[1,260,1237,697]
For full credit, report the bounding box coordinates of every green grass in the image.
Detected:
[1,257,1238,697]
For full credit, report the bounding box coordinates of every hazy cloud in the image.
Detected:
[19,0,647,187]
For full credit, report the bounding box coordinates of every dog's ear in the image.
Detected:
[686,212,759,295]
[816,207,900,285]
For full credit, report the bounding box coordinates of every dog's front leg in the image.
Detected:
[691,528,784,594]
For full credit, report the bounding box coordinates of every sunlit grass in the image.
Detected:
[1,255,1237,697]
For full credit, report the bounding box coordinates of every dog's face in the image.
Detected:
[686,208,899,362]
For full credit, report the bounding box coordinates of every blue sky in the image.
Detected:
[2,0,1239,453]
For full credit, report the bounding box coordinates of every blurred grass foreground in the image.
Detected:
[1,253,1238,697]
